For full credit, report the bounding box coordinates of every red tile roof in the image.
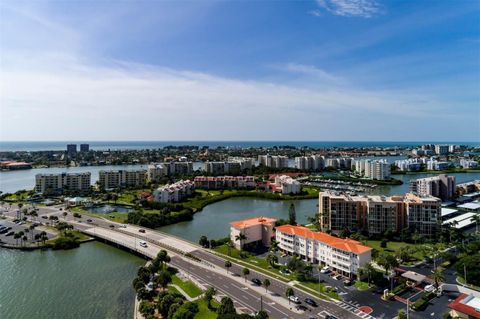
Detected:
[230,217,277,229]
[448,294,480,319]
[276,224,372,254]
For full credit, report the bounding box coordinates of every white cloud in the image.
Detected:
[316,0,382,18]
[0,53,462,141]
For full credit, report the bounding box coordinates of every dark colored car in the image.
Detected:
[6,231,15,236]
[251,278,262,286]
[304,298,317,307]
[109,224,115,228]
[295,305,308,311]
[343,279,353,286]
[87,219,93,223]
[139,229,146,233]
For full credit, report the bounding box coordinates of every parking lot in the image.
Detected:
[0,219,55,246]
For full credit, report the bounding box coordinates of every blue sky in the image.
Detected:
[0,0,479,141]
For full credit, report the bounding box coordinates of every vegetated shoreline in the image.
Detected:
[391,169,480,175]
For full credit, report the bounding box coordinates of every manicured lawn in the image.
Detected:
[71,207,129,223]
[214,245,276,273]
[365,240,423,261]
[172,275,203,298]
[354,281,370,291]
[296,282,340,300]
[194,299,219,319]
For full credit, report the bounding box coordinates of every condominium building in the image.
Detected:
[427,160,450,171]
[153,180,194,203]
[194,176,255,189]
[80,144,90,152]
[147,162,194,182]
[353,159,391,180]
[410,174,456,201]
[394,158,423,172]
[35,172,91,194]
[319,192,362,234]
[319,191,441,237]
[98,170,147,189]
[258,155,289,168]
[230,217,276,250]
[404,193,441,236]
[274,175,301,194]
[276,225,372,277]
[435,144,449,155]
[295,155,325,171]
[324,157,353,170]
[227,157,255,171]
[460,159,478,169]
[204,160,250,175]
[66,144,77,157]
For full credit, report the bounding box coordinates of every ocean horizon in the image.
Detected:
[1,140,479,152]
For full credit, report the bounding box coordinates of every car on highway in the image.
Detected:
[139,240,148,248]
[251,278,262,286]
[295,305,308,311]
[138,229,146,233]
[109,224,115,228]
[304,298,317,307]
[118,225,127,228]
[41,216,48,219]
[288,295,300,304]
[87,219,93,223]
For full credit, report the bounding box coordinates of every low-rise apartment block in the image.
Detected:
[35,172,91,195]
[204,159,252,175]
[274,175,301,194]
[153,180,194,203]
[319,191,440,237]
[460,159,478,169]
[194,176,255,189]
[230,217,276,250]
[147,162,194,182]
[409,174,456,201]
[98,170,147,189]
[427,159,450,170]
[394,158,423,172]
[276,225,372,278]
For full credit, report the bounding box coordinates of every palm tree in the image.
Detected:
[269,239,279,253]
[22,235,28,247]
[242,268,250,282]
[470,215,480,234]
[266,252,278,267]
[227,240,234,257]
[63,211,68,220]
[364,262,375,286]
[14,233,21,246]
[285,287,294,304]
[225,260,232,274]
[235,232,247,251]
[432,267,444,289]
[263,278,271,293]
[40,231,48,245]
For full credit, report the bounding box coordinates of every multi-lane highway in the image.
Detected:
[1,204,369,319]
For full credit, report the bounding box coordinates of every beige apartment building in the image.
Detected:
[276,225,372,278]
[230,217,277,250]
[35,172,91,195]
[98,170,147,189]
[319,191,440,237]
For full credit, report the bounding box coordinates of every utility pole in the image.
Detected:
[260,295,263,311]
[464,264,467,287]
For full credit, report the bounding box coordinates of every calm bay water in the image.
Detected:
[0,241,145,319]
[1,140,479,152]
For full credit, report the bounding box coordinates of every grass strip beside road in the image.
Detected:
[172,275,203,298]
[354,281,370,291]
[212,245,339,301]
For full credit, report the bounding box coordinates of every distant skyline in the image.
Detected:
[1,0,479,141]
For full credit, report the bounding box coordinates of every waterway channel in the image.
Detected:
[0,241,145,319]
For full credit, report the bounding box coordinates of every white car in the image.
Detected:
[289,295,300,304]
[320,266,330,274]
[139,240,148,248]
